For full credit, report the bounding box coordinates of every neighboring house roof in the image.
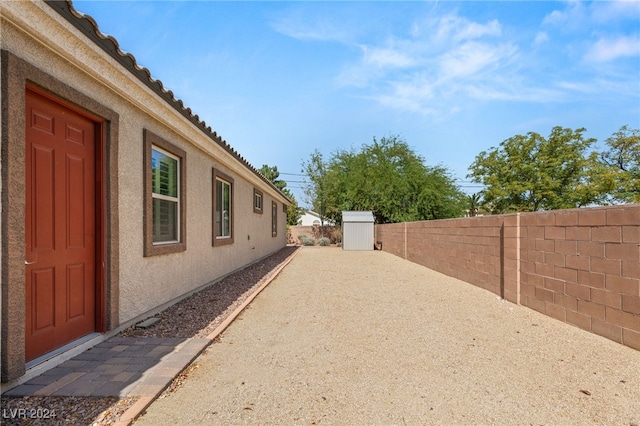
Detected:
[46,0,289,203]
[342,211,375,223]
[298,211,335,226]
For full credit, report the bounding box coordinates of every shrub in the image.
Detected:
[300,235,315,246]
[318,237,330,246]
[330,227,342,244]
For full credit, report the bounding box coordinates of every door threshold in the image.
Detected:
[26,333,102,369]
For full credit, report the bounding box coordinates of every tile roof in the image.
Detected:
[45,0,290,202]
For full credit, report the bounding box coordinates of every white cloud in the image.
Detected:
[333,11,538,116]
[454,19,502,42]
[338,12,512,82]
[438,42,516,79]
[465,83,565,103]
[277,3,636,117]
[427,14,502,44]
[555,76,637,99]
[555,80,599,94]
[542,1,587,27]
[270,12,352,43]
[336,64,384,89]
[589,1,640,24]
[361,45,415,69]
[585,36,640,62]
[542,9,568,26]
[534,32,549,45]
[543,1,639,28]
[391,77,437,102]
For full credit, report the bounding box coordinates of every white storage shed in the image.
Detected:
[342,211,375,251]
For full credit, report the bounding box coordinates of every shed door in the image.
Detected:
[343,223,374,250]
[25,89,97,361]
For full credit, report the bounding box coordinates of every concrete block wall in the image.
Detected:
[288,225,341,245]
[375,223,405,259]
[519,206,640,350]
[375,205,640,351]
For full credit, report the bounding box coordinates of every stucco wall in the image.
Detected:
[115,112,287,324]
[1,1,287,381]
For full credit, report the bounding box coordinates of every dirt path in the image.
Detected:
[136,247,640,425]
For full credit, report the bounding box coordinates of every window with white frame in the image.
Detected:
[213,169,234,245]
[152,147,180,243]
[143,129,186,256]
[254,188,263,214]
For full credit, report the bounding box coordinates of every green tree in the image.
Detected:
[258,165,286,191]
[304,136,466,224]
[467,193,483,217]
[468,126,605,213]
[258,164,302,226]
[599,125,640,203]
[301,150,331,228]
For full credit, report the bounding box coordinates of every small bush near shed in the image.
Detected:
[318,237,330,246]
[300,235,315,246]
[330,228,342,244]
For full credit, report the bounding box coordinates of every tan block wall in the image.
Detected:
[376,205,640,351]
[288,225,341,244]
[519,206,640,349]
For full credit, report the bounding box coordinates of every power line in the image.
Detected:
[283,179,483,187]
[279,172,306,177]
[278,171,484,189]
[281,171,481,184]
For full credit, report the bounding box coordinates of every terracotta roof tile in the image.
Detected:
[45,0,289,202]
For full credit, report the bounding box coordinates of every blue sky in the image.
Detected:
[73,0,640,205]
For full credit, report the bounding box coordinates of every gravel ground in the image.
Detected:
[0,396,136,426]
[136,247,640,425]
[120,246,299,340]
[0,246,298,426]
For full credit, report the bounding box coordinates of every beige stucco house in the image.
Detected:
[1,0,290,383]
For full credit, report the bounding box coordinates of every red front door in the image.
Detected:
[25,89,97,361]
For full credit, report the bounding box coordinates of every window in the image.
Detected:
[272,201,278,237]
[254,188,263,214]
[217,179,231,237]
[144,129,186,256]
[152,148,179,242]
[213,168,234,246]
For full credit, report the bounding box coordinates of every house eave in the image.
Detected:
[43,0,291,204]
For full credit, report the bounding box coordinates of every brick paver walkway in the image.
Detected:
[4,337,209,397]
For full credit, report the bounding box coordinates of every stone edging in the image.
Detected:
[113,247,302,425]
